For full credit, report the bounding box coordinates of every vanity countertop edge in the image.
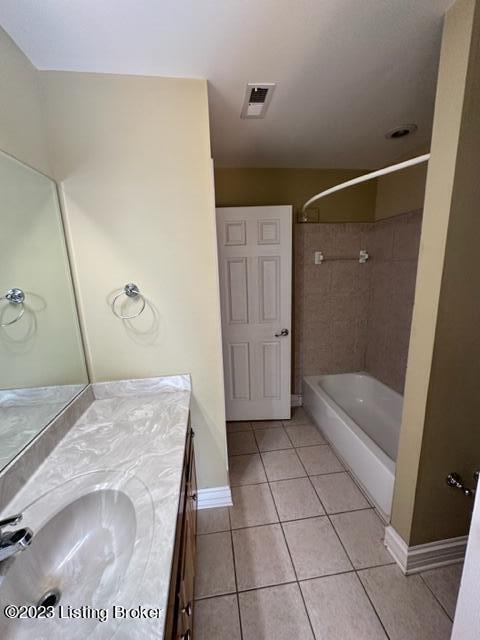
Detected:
[0,374,193,640]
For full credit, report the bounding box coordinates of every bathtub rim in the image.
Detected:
[305,372,397,473]
[303,372,399,519]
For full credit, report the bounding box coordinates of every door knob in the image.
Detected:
[275,329,289,337]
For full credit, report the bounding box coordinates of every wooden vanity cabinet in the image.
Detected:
[165,425,197,640]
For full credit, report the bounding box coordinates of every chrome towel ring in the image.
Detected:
[0,288,25,327]
[112,283,146,320]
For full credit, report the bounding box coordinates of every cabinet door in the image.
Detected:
[180,443,196,635]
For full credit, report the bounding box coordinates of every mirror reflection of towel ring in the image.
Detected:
[112,283,146,320]
[0,288,25,327]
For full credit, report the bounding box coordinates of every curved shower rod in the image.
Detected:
[301,153,430,215]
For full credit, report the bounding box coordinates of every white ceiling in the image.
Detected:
[0,0,452,169]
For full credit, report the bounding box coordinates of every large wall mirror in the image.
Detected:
[0,150,88,470]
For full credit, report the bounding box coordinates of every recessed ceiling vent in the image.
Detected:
[241,83,276,119]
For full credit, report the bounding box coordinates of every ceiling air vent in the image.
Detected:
[241,83,276,119]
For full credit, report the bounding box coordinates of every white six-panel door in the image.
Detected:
[216,206,292,421]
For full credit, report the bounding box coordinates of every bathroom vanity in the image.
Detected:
[0,375,197,640]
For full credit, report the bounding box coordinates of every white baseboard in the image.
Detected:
[384,525,467,575]
[197,485,233,510]
[291,394,302,407]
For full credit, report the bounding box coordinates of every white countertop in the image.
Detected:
[1,375,191,640]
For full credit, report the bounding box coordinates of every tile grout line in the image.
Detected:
[324,508,392,640]
[227,506,245,640]
[259,444,319,640]
[418,572,456,623]
[193,563,399,603]
[222,419,396,638]
[229,442,336,458]
[203,506,375,534]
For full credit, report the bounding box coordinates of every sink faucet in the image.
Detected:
[0,514,33,563]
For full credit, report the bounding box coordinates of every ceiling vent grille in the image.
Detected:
[241,83,276,119]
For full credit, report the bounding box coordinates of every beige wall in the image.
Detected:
[375,163,427,220]
[392,0,480,545]
[40,72,228,490]
[0,29,86,390]
[214,168,377,222]
[0,28,50,174]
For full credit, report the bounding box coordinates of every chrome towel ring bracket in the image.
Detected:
[112,283,146,320]
[0,288,26,327]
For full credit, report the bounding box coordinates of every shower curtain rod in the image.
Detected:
[301,153,430,214]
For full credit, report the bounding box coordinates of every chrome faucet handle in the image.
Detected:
[0,514,23,532]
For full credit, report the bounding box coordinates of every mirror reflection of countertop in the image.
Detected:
[0,384,85,469]
[0,375,192,640]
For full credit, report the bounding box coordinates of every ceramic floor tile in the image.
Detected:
[193,594,242,640]
[227,430,258,455]
[285,423,326,447]
[227,421,252,433]
[283,516,352,580]
[301,572,388,640]
[229,453,267,486]
[251,420,284,430]
[421,563,463,619]
[359,565,452,640]
[239,583,314,640]
[283,407,311,425]
[195,532,236,599]
[297,445,344,475]
[310,472,370,513]
[270,477,325,521]
[261,449,306,481]
[330,509,392,569]
[197,507,231,534]
[230,483,278,529]
[254,426,293,452]
[232,524,295,591]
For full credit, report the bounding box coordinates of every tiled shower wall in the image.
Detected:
[294,210,422,395]
[365,211,422,392]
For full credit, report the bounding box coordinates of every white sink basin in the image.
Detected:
[0,471,154,639]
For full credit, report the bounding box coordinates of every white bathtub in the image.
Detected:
[303,372,403,519]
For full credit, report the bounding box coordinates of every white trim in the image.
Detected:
[291,394,302,407]
[384,525,467,575]
[197,485,233,510]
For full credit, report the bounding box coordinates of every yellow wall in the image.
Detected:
[392,0,480,545]
[40,71,228,490]
[0,151,87,388]
[0,28,50,174]
[375,163,427,220]
[214,168,377,222]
